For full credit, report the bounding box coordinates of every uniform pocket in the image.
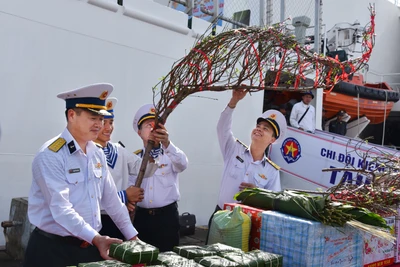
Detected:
[253,173,268,188]
[66,173,85,185]
[156,164,175,187]
[229,162,245,180]
[93,169,103,179]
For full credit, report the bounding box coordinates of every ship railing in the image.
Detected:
[367,71,400,93]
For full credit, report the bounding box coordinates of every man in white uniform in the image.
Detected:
[24,84,138,267]
[94,97,159,240]
[289,91,316,133]
[131,104,188,252]
[206,89,287,243]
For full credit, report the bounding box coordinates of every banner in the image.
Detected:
[172,0,224,26]
[269,127,398,189]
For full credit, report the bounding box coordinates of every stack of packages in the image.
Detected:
[76,240,283,266]
[260,210,363,267]
[173,243,283,267]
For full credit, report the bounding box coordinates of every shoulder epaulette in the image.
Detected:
[118,141,125,148]
[94,142,103,149]
[236,139,249,149]
[265,157,280,170]
[134,149,143,155]
[48,137,66,153]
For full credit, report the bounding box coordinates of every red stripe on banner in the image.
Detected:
[364,258,395,267]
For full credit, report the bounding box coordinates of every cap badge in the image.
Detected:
[99,91,109,100]
[150,107,156,114]
[106,101,113,109]
[269,114,276,120]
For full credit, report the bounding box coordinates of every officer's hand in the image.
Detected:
[92,234,122,260]
[228,89,247,108]
[148,131,160,148]
[154,123,170,148]
[127,202,136,212]
[126,186,144,202]
[129,235,138,241]
[239,182,256,191]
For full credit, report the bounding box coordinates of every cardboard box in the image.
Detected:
[260,210,363,267]
[223,203,265,250]
[363,216,395,267]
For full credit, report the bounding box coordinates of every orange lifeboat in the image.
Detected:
[323,74,399,124]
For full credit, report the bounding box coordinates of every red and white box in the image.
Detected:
[395,207,400,263]
[223,203,265,250]
[363,216,395,267]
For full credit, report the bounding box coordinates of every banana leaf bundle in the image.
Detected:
[234,188,390,229]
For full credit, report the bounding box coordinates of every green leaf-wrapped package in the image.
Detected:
[78,260,131,267]
[154,251,190,266]
[169,260,204,267]
[246,250,283,267]
[204,243,242,256]
[219,251,259,267]
[108,239,159,264]
[173,245,217,259]
[194,255,240,267]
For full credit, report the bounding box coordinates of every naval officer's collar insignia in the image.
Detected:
[68,141,77,154]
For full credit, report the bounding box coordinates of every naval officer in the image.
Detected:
[131,104,188,252]
[24,84,138,267]
[206,89,287,243]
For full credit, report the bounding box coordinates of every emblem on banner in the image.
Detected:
[280,137,302,164]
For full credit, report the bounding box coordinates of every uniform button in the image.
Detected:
[150,187,153,190]
[94,214,97,217]
[100,176,102,178]
[75,181,78,184]
[246,173,248,176]
[162,172,165,175]
[91,195,94,198]
[149,200,153,203]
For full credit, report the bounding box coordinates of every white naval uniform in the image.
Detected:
[217,106,281,209]
[28,128,137,243]
[102,142,158,203]
[289,101,316,133]
[132,142,188,209]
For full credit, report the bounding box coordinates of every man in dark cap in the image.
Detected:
[279,103,291,125]
[321,108,328,130]
[289,91,316,133]
[329,110,347,136]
